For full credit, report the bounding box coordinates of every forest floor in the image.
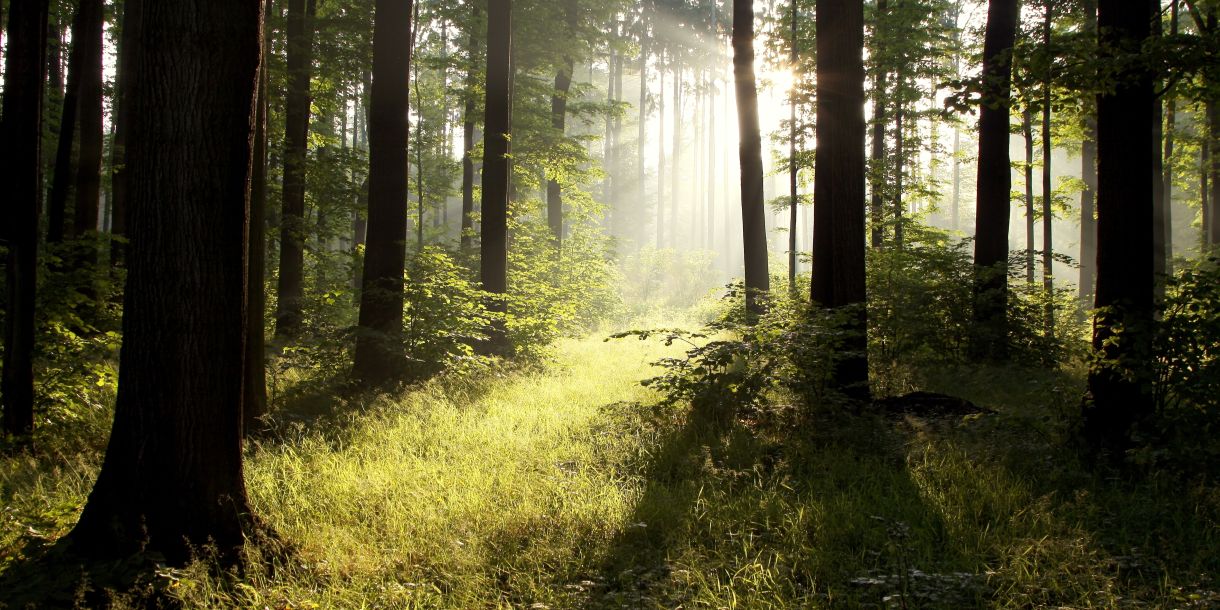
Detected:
[2,330,1219,608]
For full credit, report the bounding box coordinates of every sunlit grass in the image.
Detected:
[2,332,1218,608]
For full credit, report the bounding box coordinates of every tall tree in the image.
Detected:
[72,0,105,238]
[1081,0,1156,458]
[788,0,800,293]
[353,0,415,386]
[246,31,271,434]
[69,0,264,563]
[869,0,889,250]
[1078,0,1097,305]
[109,0,141,267]
[548,59,574,244]
[461,4,481,253]
[970,0,1019,361]
[275,0,317,339]
[46,0,89,244]
[1,0,49,440]
[1040,3,1055,337]
[479,0,513,354]
[733,0,770,318]
[813,0,869,400]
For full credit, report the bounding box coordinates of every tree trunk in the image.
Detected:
[657,47,666,248]
[869,4,887,251]
[637,32,648,250]
[353,0,414,386]
[72,0,104,238]
[245,39,270,435]
[894,76,905,250]
[275,0,317,339]
[1083,0,1156,459]
[671,58,682,249]
[1041,6,1054,338]
[971,0,1019,361]
[813,0,869,399]
[1163,0,1178,276]
[461,8,480,253]
[479,0,513,354]
[109,0,140,267]
[1151,0,1166,298]
[548,59,574,244]
[47,1,87,244]
[788,0,799,293]
[733,0,770,318]
[1079,0,1098,305]
[1,0,49,440]
[69,0,264,563]
[1023,106,1035,284]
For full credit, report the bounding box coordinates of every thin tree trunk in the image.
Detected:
[1151,0,1167,298]
[733,0,770,318]
[275,0,317,339]
[671,58,682,249]
[47,2,87,244]
[971,0,1019,361]
[69,0,264,563]
[656,47,666,248]
[894,77,906,250]
[1079,0,1098,304]
[353,0,414,385]
[549,58,574,244]
[1023,106,1036,284]
[1,0,49,439]
[73,0,104,238]
[413,0,425,249]
[1041,6,1055,337]
[637,30,648,249]
[1163,0,1178,274]
[110,0,140,267]
[479,0,513,354]
[461,7,480,252]
[245,36,270,435]
[869,25,887,251]
[788,0,799,291]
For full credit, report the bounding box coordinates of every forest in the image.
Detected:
[1,0,1219,607]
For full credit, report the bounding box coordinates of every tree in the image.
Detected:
[813,0,869,400]
[69,0,264,563]
[276,0,318,339]
[460,2,482,253]
[1,0,49,440]
[246,29,271,434]
[353,0,415,386]
[46,0,91,244]
[479,0,513,354]
[970,0,1019,361]
[1078,0,1097,305]
[733,0,770,318]
[1081,0,1156,459]
[72,0,105,238]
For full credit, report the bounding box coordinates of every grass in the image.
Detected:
[2,332,1219,608]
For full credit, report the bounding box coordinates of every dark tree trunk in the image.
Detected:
[275,0,317,340]
[47,1,86,244]
[1,0,49,440]
[1082,0,1156,459]
[479,0,513,354]
[1023,107,1035,284]
[1210,98,1220,247]
[68,0,264,563]
[1151,0,1166,298]
[788,0,799,293]
[353,0,414,386]
[1041,7,1054,337]
[110,0,140,267]
[548,59,574,244]
[1163,0,1178,276]
[813,0,869,400]
[461,5,480,253]
[245,42,270,435]
[971,0,1019,361]
[869,0,887,250]
[72,0,104,238]
[1079,0,1098,305]
[733,0,770,318]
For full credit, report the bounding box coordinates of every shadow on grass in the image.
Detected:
[585,398,984,609]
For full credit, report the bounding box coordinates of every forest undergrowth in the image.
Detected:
[2,318,1218,609]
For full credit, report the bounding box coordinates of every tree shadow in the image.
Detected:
[584,399,983,608]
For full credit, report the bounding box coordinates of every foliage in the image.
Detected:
[402,246,493,382]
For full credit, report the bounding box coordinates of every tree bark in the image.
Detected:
[656,47,666,248]
[548,59,574,244]
[1023,107,1035,284]
[788,0,799,293]
[479,0,513,354]
[353,0,414,386]
[1163,0,1178,276]
[970,0,1019,361]
[245,37,270,435]
[813,0,869,399]
[109,0,140,267]
[1041,6,1054,337]
[275,0,317,339]
[733,0,770,318]
[47,2,87,244]
[69,0,264,563]
[869,0,888,250]
[1,0,49,440]
[1082,0,1156,459]
[72,0,105,238]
